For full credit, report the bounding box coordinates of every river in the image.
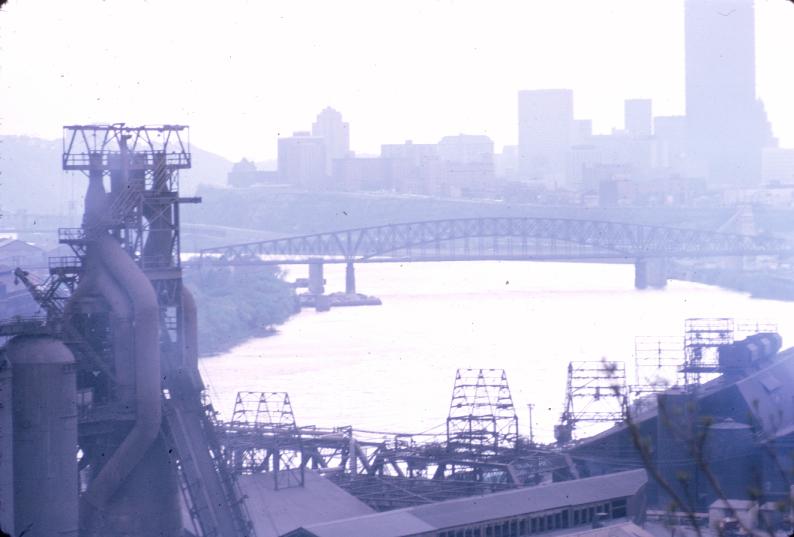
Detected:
[198,261,794,443]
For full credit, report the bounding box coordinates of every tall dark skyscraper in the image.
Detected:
[685,0,772,186]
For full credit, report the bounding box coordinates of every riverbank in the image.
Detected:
[672,265,794,302]
[184,261,299,356]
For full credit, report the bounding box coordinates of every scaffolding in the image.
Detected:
[632,336,685,398]
[446,368,518,457]
[556,360,628,444]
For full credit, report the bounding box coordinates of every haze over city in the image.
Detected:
[2,0,794,161]
[5,2,794,537]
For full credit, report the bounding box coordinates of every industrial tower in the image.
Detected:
[1,124,255,537]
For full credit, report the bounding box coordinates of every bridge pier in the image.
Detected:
[635,258,667,290]
[345,262,356,294]
[308,259,325,296]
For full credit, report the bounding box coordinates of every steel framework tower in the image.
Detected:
[446,368,518,456]
[228,391,305,490]
[556,360,628,444]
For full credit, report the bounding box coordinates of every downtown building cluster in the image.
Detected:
[229,0,794,208]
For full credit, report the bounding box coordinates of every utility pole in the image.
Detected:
[527,403,535,446]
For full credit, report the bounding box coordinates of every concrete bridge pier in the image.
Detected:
[635,258,668,289]
[345,262,356,294]
[308,259,325,296]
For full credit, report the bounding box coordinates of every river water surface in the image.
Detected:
[199,261,794,443]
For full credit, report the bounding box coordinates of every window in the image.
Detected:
[546,515,553,530]
[611,499,628,519]
[486,526,493,537]
[589,507,595,522]
[539,517,545,532]
[554,513,561,529]
[466,530,473,537]
[562,510,569,528]
[475,529,481,537]
[495,525,502,537]
[511,520,518,537]
[573,510,579,525]
[519,519,527,535]
[531,518,537,533]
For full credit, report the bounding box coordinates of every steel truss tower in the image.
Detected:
[228,391,305,490]
[556,360,627,444]
[446,368,518,456]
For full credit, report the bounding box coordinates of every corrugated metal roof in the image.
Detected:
[288,470,647,537]
[734,348,794,436]
[410,470,646,529]
[241,470,375,537]
[289,509,435,537]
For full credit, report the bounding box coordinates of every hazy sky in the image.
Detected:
[1,0,793,162]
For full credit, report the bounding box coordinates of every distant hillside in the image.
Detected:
[0,135,232,218]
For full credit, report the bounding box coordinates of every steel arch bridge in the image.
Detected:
[198,217,791,265]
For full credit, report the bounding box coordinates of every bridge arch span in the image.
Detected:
[199,216,787,264]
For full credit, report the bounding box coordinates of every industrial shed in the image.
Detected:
[280,469,648,537]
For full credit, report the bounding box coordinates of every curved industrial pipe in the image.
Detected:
[82,234,162,512]
[93,266,135,402]
[181,286,203,392]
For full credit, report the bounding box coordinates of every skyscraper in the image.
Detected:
[278,131,327,190]
[624,99,652,138]
[312,107,350,174]
[685,0,771,186]
[518,89,574,186]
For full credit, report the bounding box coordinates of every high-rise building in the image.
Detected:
[518,89,574,187]
[278,131,327,190]
[572,119,593,146]
[312,107,350,174]
[762,148,794,185]
[437,134,494,165]
[654,116,688,175]
[685,0,771,186]
[624,99,652,138]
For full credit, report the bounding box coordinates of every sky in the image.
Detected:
[1,0,793,162]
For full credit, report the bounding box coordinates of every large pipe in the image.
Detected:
[93,265,135,402]
[180,286,203,392]
[82,234,162,513]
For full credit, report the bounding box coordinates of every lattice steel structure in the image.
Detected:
[681,318,735,384]
[556,361,628,444]
[60,125,200,340]
[199,217,791,264]
[226,391,305,489]
[734,319,778,340]
[632,336,685,397]
[446,368,518,457]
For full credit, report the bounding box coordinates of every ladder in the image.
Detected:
[162,392,256,537]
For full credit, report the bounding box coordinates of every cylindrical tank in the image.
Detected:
[703,419,756,502]
[82,434,182,537]
[0,355,13,536]
[7,335,78,536]
[655,390,698,508]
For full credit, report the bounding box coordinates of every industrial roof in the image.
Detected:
[240,470,374,537]
[282,469,647,537]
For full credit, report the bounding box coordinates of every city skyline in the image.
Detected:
[1,0,793,162]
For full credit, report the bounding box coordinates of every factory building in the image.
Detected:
[281,470,647,537]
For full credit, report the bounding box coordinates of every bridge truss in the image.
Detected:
[199,217,790,264]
